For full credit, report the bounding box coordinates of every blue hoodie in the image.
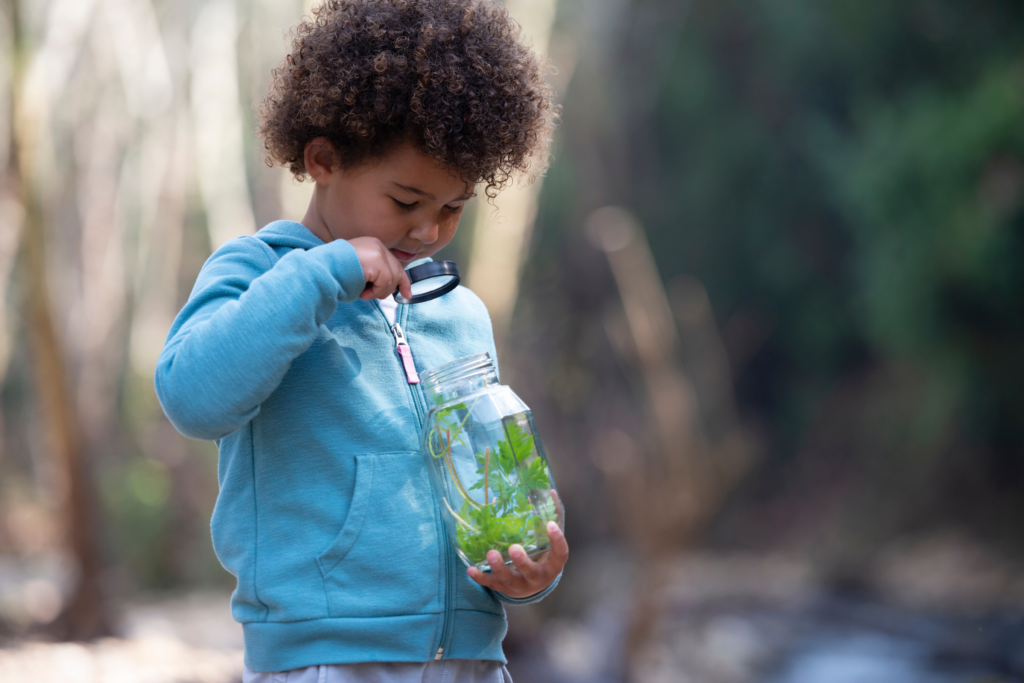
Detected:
[155,220,557,672]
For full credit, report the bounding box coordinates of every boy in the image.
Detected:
[155,0,567,680]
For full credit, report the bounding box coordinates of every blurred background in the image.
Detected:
[2,0,1024,681]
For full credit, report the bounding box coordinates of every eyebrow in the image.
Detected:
[392,182,436,200]
[392,182,475,202]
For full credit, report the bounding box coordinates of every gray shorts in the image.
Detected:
[242,660,513,683]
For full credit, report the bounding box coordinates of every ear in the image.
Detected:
[304,137,337,184]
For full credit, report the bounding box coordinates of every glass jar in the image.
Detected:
[420,353,563,571]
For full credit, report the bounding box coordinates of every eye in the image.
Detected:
[442,204,463,214]
[392,198,417,210]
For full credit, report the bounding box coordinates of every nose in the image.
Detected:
[409,217,439,245]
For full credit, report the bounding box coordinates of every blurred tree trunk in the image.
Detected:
[589,207,749,681]
[9,0,109,640]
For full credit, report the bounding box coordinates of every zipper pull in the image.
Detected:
[435,647,444,660]
[392,323,420,384]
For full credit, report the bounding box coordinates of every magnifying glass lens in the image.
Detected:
[394,261,461,304]
[410,275,456,296]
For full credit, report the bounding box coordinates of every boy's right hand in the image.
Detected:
[348,237,413,301]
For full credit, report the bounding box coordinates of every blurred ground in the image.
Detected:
[0,592,242,683]
[505,539,1024,683]
[3,538,1024,682]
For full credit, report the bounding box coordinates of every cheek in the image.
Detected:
[441,212,463,239]
[370,211,415,242]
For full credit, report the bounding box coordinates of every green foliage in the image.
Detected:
[452,422,555,564]
[629,0,1024,385]
[525,0,1024,546]
[457,503,531,564]
[468,423,547,511]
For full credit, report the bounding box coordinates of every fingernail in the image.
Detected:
[510,545,523,558]
[547,521,560,535]
[467,568,475,577]
[487,550,500,563]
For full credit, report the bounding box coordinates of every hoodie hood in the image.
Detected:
[256,220,326,250]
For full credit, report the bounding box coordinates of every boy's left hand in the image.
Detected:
[467,522,569,599]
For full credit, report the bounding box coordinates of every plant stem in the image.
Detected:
[436,397,480,453]
[483,447,491,506]
[438,426,481,508]
[443,496,478,532]
[501,422,524,489]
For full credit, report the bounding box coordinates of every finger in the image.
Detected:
[544,521,569,569]
[467,566,502,590]
[369,254,402,300]
[365,273,392,300]
[466,557,520,593]
[508,544,544,583]
[388,257,409,300]
[396,268,413,301]
[359,256,387,300]
[486,549,523,590]
[376,250,405,301]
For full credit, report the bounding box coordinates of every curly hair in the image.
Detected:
[256,0,558,198]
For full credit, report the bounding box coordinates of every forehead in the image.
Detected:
[359,142,473,197]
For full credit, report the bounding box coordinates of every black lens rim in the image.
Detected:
[394,260,461,304]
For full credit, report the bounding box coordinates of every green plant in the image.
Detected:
[428,403,556,565]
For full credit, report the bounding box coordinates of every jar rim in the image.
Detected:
[420,352,493,386]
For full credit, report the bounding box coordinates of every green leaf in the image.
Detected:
[504,421,536,462]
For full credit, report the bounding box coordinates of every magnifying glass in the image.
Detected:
[394,261,461,304]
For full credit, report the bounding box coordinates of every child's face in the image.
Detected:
[303,140,475,264]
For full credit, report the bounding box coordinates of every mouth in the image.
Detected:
[390,248,420,262]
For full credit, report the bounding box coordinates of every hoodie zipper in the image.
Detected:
[378,302,453,661]
[391,321,421,385]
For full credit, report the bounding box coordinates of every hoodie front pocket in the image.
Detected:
[316,452,442,618]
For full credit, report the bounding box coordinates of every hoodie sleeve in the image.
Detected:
[155,236,366,441]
